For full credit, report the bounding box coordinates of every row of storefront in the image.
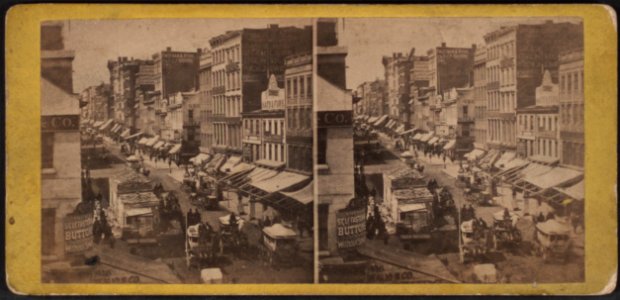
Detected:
[356,114,584,217]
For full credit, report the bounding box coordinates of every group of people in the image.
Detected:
[187,208,202,227]
[461,204,477,222]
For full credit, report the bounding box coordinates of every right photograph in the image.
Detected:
[316,17,585,284]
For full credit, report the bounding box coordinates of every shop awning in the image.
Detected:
[205,153,226,171]
[502,157,529,171]
[443,139,456,150]
[427,136,439,145]
[373,115,388,127]
[465,149,486,161]
[168,144,182,155]
[231,167,278,188]
[99,119,114,130]
[145,136,159,147]
[220,155,241,173]
[120,129,131,138]
[412,133,423,141]
[110,124,120,133]
[395,125,405,134]
[420,132,434,142]
[138,137,149,145]
[528,155,560,165]
[219,163,255,184]
[554,179,584,201]
[526,167,583,190]
[250,171,309,194]
[400,128,416,136]
[279,180,314,205]
[367,116,378,124]
[93,121,104,128]
[153,141,165,149]
[255,159,286,169]
[494,151,516,169]
[190,153,211,165]
[398,203,427,213]
[125,132,143,140]
[536,219,571,236]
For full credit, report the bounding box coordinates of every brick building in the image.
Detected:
[472,45,488,150]
[558,48,584,169]
[285,53,313,174]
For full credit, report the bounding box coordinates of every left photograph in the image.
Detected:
[41,18,314,284]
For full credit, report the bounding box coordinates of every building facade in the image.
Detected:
[316,18,356,255]
[472,45,487,149]
[484,21,583,151]
[197,49,213,153]
[209,24,312,156]
[516,70,560,163]
[382,51,413,125]
[558,48,584,169]
[41,21,82,261]
[285,53,313,174]
[409,55,431,130]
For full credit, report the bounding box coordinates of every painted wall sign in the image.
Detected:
[317,110,353,128]
[335,208,366,249]
[42,115,80,131]
[63,213,94,254]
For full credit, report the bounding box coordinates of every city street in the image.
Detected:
[89,138,313,283]
[360,132,585,283]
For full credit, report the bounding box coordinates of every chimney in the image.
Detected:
[166,47,172,52]
[441,42,446,48]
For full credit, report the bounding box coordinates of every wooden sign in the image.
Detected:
[317,111,353,128]
[335,208,366,249]
[42,115,80,131]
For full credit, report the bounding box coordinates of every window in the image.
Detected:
[567,74,572,92]
[299,76,305,98]
[307,75,312,97]
[293,77,298,98]
[574,72,579,92]
[42,132,54,169]
[286,79,291,99]
[318,128,328,164]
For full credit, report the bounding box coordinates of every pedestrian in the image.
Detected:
[168,158,172,173]
[187,209,194,226]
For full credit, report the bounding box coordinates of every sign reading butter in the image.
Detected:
[336,208,366,249]
[318,111,353,127]
[42,115,80,131]
[64,213,94,254]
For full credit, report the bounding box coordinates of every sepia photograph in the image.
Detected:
[317,17,585,284]
[40,18,314,284]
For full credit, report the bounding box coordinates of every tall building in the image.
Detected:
[382,50,413,125]
[197,49,213,154]
[80,83,111,123]
[134,60,155,135]
[472,45,488,150]
[558,48,584,169]
[356,79,386,118]
[152,47,201,138]
[241,74,287,167]
[40,21,81,263]
[426,43,475,132]
[409,55,431,130]
[516,70,560,163]
[316,18,356,256]
[484,21,583,151]
[209,24,312,157]
[285,53,313,174]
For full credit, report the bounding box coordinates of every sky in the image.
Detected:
[64,17,579,92]
[64,18,311,92]
[341,17,581,88]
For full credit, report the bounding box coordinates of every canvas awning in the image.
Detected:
[168,144,182,155]
[420,132,434,142]
[250,171,309,194]
[526,167,583,190]
[412,133,423,141]
[494,151,516,169]
[554,179,584,201]
[427,136,439,145]
[190,153,211,165]
[120,129,131,138]
[124,132,143,140]
[93,121,103,128]
[230,167,278,188]
[145,136,159,147]
[110,124,120,133]
[279,181,314,205]
[395,124,405,134]
[138,137,149,145]
[465,149,486,161]
[206,153,226,171]
[536,219,571,235]
[367,116,378,124]
[373,115,388,127]
[220,155,241,173]
[400,128,416,136]
[99,119,114,130]
[443,139,456,150]
[153,141,165,149]
[398,203,427,213]
[502,157,529,170]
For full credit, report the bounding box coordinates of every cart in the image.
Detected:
[259,223,299,268]
[185,223,218,269]
[217,215,248,255]
[491,210,522,250]
[459,219,491,263]
[534,219,572,263]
